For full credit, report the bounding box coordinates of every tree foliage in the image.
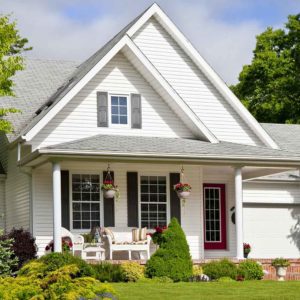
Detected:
[231,14,300,123]
[0,14,31,132]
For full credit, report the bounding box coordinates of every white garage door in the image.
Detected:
[244,204,300,258]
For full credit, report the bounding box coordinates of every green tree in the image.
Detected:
[0,14,31,132]
[231,14,300,123]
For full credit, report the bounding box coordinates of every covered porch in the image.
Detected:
[19,135,300,260]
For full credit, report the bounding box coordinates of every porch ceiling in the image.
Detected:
[19,135,300,168]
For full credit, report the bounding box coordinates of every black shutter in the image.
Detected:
[127,172,139,227]
[170,173,181,224]
[103,171,115,227]
[131,94,142,129]
[97,91,108,127]
[61,170,70,230]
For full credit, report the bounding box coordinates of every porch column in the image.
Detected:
[52,162,62,252]
[235,167,243,259]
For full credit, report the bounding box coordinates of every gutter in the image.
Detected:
[18,148,300,167]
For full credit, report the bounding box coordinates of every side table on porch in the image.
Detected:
[81,244,105,261]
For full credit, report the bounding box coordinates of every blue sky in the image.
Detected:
[1,0,299,83]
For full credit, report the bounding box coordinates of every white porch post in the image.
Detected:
[235,167,244,259]
[52,162,62,252]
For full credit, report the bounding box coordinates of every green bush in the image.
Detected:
[0,264,116,300]
[271,258,290,267]
[152,276,173,283]
[121,262,145,282]
[193,265,203,276]
[145,218,193,282]
[0,238,18,276]
[238,260,264,280]
[217,276,235,282]
[203,259,237,280]
[38,252,95,277]
[92,262,125,282]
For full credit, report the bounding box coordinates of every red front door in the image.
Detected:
[203,184,227,250]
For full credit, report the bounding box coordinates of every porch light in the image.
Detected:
[174,166,192,206]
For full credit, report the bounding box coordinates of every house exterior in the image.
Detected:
[1,3,300,260]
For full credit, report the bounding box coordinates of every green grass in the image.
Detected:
[112,281,300,300]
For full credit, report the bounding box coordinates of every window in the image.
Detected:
[203,184,226,249]
[110,95,128,125]
[140,176,167,228]
[72,174,100,230]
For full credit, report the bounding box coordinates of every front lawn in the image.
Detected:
[112,281,300,300]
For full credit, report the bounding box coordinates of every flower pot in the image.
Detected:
[243,252,249,258]
[276,266,287,281]
[103,189,116,198]
[177,191,191,199]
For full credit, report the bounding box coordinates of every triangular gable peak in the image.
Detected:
[22,3,277,149]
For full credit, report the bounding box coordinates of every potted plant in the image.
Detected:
[271,258,290,281]
[101,180,119,199]
[243,243,251,258]
[45,237,73,253]
[174,183,192,199]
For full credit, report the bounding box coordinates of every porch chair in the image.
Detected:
[61,227,84,255]
[104,228,151,260]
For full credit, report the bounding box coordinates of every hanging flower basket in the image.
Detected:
[101,180,119,199]
[174,183,192,199]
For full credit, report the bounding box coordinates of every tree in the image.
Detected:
[231,14,300,123]
[0,14,32,132]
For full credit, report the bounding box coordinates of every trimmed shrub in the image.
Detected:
[38,252,95,277]
[217,276,235,282]
[145,218,193,282]
[92,262,125,282]
[152,276,173,283]
[193,265,203,276]
[0,264,116,300]
[0,238,18,276]
[1,228,37,270]
[238,260,264,280]
[203,259,237,280]
[121,262,145,282]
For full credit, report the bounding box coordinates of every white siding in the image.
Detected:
[133,17,262,146]
[203,166,236,258]
[33,161,203,259]
[243,181,300,204]
[31,52,194,149]
[244,205,300,258]
[0,177,5,229]
[5,147,31,230]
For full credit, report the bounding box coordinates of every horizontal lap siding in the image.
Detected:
[33,161,203,259]
[202,166,236,258]
[5,147,30,231]
[31,53,193,149]
[133,17,262,146]
[243,182,300,204]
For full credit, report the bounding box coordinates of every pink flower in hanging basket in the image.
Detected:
[174,183,192,192]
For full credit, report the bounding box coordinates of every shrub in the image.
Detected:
[217,276,235,282]
[193,265,203,276]
[38,252,95,277]
[0,228,37,270]
[0,264,116,300]
[152,276,173,283]
[145,218,193,282]
[271,258,290,268]
[92,262,125,282]
[238,260,264,280]
[121,262,145,282]
[203,259,237,280]
[0,238,19,276]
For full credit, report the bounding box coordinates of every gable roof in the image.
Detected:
[3,3,277,149]
[1,59,78,142]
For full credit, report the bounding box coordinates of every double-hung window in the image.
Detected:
[110,95,128,125]
[72,174,100,230]
[140,176,167,228]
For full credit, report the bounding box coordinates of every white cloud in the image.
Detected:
[0,0,290,84]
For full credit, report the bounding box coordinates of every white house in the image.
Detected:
[1,3,300,260]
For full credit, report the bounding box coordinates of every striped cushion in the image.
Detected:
[139,227,147,241]
[132,228,139,242]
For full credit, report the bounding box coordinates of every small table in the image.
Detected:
[82,244,105,261]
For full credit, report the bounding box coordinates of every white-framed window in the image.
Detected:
[109,95,129,126]
[140,175,168,228]
[71,173,101,230]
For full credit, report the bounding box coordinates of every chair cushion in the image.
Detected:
[139,227,147,241]
[104,227,115,243]
[132,228,139,242]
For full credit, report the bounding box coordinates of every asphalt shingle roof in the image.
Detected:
[43,134,300,160]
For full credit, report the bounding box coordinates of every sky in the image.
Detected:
[1,0,299,84]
